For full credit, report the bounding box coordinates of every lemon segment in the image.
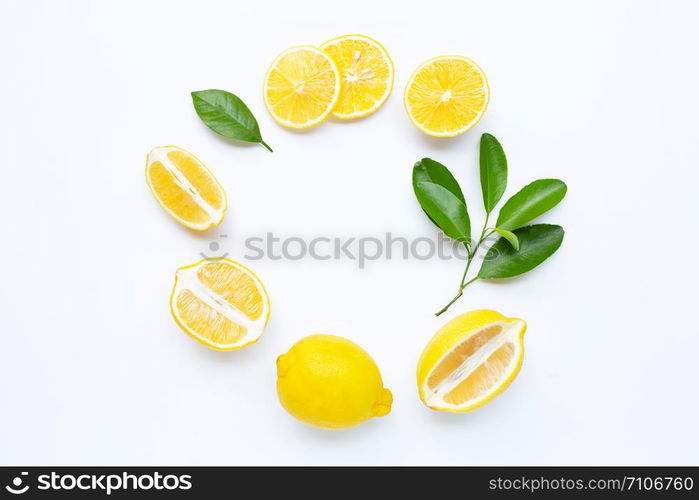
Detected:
[145,146,227,231]
[170,259,270,350]
[263,46,340,129]
[320,35,394,119]
[417,310,526,412]
[277,334,392,429]
[404,56,489,137]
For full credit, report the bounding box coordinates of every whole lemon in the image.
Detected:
[276,334,392,429]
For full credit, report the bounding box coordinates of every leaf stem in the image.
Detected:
[459,242,472,286]
[435,289,462,317]
[260,140,273,152]
[435,214,491,316]
[435,277,479,316]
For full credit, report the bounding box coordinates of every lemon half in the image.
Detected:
[170,259,270,350]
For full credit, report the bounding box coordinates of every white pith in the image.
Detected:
[146,146,224,229]
[171,260,270,349]
[423,320,524,410]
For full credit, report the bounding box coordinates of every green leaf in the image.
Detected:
[191,89,272,151]
[414,181,471,242]
[478,224,564,279]
[496,179,567,230]
[413,158,465,203]
[412,158,466,230]
[492,227,519,251]
[480,133,507,213]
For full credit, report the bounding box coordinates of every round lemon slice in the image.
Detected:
[417,310,526,412]
[263,46,340,129]
[170,259,270,350]
[404,55,490,137]
[145,146,226,231]
[320,34,394,119]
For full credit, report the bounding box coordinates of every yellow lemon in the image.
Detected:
[417,310,526,412]
[145,145,227,231]
[277,334,392,429]
[320,34,394,119]
[404,56,489,137]
[170,259,270,350]
[263,46,340,129]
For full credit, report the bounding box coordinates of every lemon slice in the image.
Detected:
[145,146,226,231]
[404,56,489,137]
[320,34,393,119]
[170,259,270,350]
[263,46,340,129]
[417,310,525,412]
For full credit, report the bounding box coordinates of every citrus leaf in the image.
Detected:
[191,89,272,151]
[496,179,567,230]
[413,158,466,230]
[414,181,471,242]
[480,133,507,213]
[413,158,465,203]
[492,227,519,251]
[479,224,564,279]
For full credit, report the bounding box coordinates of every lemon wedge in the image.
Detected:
[417,310,526,412]
[145,146,226,231]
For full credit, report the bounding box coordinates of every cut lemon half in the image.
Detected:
[145,146,226,231]
[263,46,340,129]
[170,259,270,350]
[320,34,393,119]
[404,56,489,137]
[417,310,526,412]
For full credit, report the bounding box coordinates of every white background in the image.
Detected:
[1,0,698,466]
